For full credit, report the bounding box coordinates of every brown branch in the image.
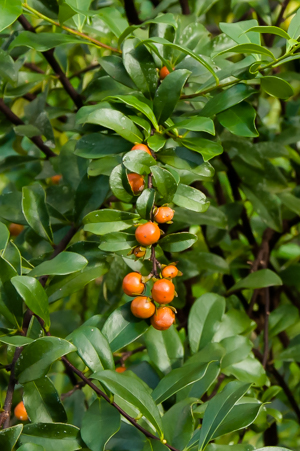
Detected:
[123,0,142,24]
[0,347,23,428]
[115,345,146,365]
[61,381,86,401]
[69,63,100,80]
[18,15,83,110]
[0,99,56,159]
[179,0,190,15]
[23,62,45,74]
[61,356,179,451]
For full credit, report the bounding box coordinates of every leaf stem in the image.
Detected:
[21,3,121,54]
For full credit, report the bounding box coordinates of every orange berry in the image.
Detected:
[51,175,62,184]
[116,367,126,373]
[154,207,174,224]
[9,223,24,237]
[162,265,178,279]
[131,296,155,318]
[151,307,175,330]
[152,279,175,304]
[160,66,170,80]
[122,272,145,296]
[14,401,28,421]
[135,222,160,247]
[131,144,152,155]
[128,173,145,194]
[133,246,146,258]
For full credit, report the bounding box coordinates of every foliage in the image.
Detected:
[0,1,299,451]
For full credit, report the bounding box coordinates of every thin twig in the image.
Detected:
[61,382,86,401]
[179,0,190,15]
[18,15,83,110]
[69,63,100,79]
[0,99,56,159]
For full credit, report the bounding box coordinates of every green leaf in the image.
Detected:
[0,192,26,224]
[213,309,255,342]
[0,222,9,251]
[23,376,67,423]
[268,305,299,338]
[188,293,225,354]
[217,43,275,60]
[277,335,300,362]
[229,269,282,292]
[157,148,214,179]
[110,165,135,203]
[0,49,18,83]
[74,133,132,159]
[261,76,294,99]
[0,335,33,346]
[0,424,23,451]
[99,232,137,253]
[225,354,267,386]
[144,325,184,374]
[205,443,254,451]
[83,209,139,235]
[162,398,195,450]
[255,448,292,451]
[105,95,159,130]
[122,38,158,100]
[220,336,252,369]
[140,37,219,85]
[198,381,251,451]
[173,184,209,212]
[10,32,86,51]
[180,252,229,277]
[11,276,51,331]
[77,108,143,143]
[136,188,156,219]
[153,70,191,124]
[179,137,223,161]
[159,232,197,252]
[99,56,136,89]
[81,398,120,451]
[16,444,45,451]
[288,8,300,40]
[22,184,53,243]
[74,174,109,224]
[152,361,212,404]
[278,192,300,216]
[0,0,22,32]
[123,150,156,175]
[220,19,260,45]
[147,133,167,152]
[15,337,76,383]
[68,326,114,372]
[242,184,282,232]
[88,156,122,177]
[151,166,178,202]
[47,264,108,303]
[102,302,149,352]
[92,370,163,438]
[18,423,81,451]
[29,252,88,277]
[217,102,258,137]
[243,26,290,40]
[119,13,177,45]
[201,84,257,117]
[166,116,215,134]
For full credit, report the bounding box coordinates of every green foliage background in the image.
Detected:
[0,0,300,450]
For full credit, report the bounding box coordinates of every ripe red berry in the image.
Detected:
[152,279,175,304]
[135,222,160,247]
[151,307,175,330]
[122,272,144,296]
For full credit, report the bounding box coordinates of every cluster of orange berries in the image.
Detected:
[123,264,180,331]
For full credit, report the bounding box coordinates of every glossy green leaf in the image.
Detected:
[74,133,132,159]
[225,354,267,386]
[173,184,209,213]
[179,137,223,161]
[268,304,299,338]
[68,326,114,372]
[0,192,26,224]
[0,424,23,451]
[288,8,300,40]
[217,43,275,60]
[105,95,158,130]
[151,165,178,202]
[217,102,258,137]
[29,252,88,277]
[220,336,252,369]
[81,398,120,451]
[261,76,294,99]
[77,108,143,143]
[229,269,282,292]
[147,133,167,152]
[23,376,67,423]
[278,192,300,216]
[166,116,215,134]
[18,423,81,450]
[0,49,18,83]
[206,445,254,451]
[88,156,122,177]
[0,335,33,346]
[10,32,85,51]
[144,325,184,374]
[0,255,23,328]
[277,335,300,362]
[0,0,22,32]
[123,150,156,175]
[119,13,177,45]
[122,38,158,100]
[152,361,211,404]
[102,302,149,352]
[162,398,195,450]
[22,184,53,243]
[136,188,156,219]
[83,209,139,235]
[198,381,251,451]
[0,222,9,251]
[15,337,76,383]
[99,56,136,88]
[92,370,163,438]
[188,293,225,354]
[99,232,137,253]
[201,84,257,117]
[74,174,109,224]
[243,26,290,40]
[11,276,50,330]
[153,70,191,124]
[159,232,197,252]
[17,444,45,451]
[110,165,135,203]
[220,19,260,45]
